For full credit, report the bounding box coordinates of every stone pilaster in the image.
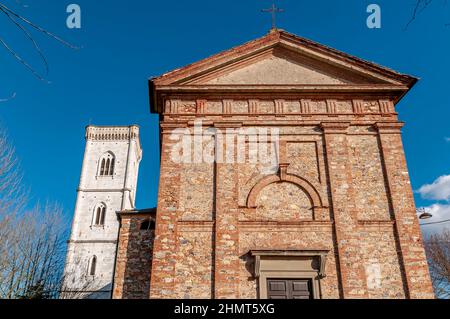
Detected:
[213,131,240,298]
[375,122,435,299]
[321,122,368,298]
[149,130,181,298]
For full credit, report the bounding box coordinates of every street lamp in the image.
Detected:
[417,208,433,220]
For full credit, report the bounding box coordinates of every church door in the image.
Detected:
[266,279,313,299]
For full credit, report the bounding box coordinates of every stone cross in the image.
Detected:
[261,1,284,30]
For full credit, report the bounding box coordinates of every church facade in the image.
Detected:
[63,29,434,299]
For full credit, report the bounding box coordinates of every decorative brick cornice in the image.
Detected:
[379,100,394,113]
[374,122,404,133]
[160,122,188,134]
[274,99,285,114]
[320,122,351,134]
[223,99,233,115]
[160,122,188,128]
[249,99,259,114]
[213,121,243,129]
[326,99,338,116]
[196,99,207,114]
[188,120,214,127]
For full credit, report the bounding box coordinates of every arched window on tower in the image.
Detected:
[88,255,97,276]
[93,203,106,226]
[100,159,106,176]
[109,158,115,176]
[105,159,111,175]
[98,152,115,176]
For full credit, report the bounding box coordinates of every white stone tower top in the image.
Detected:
[62,125,142,299]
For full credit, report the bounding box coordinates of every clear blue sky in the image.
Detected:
[1,0,449,227]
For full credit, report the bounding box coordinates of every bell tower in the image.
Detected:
[62,125,142,299]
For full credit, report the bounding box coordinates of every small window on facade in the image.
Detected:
[89,256,97,276]
[140,219,155,231]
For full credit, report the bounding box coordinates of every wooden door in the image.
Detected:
[267,279,313,299]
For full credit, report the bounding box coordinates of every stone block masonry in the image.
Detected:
[65,29,435,299]
[147,29,434,299]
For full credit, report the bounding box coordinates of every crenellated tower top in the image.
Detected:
[85,125,142,160]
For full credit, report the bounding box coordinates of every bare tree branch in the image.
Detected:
[0,127,27,215]
[0,36,49,82]
[0,3,78,50]
[0,7,49,76]
[0,2,79,82]
[0,202,69,299]
[0,128,69,299]
[424,229,450,299]
[405,0,434,30]
[0,92,16,103]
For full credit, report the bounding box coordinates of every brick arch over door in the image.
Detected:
[246,174,323,209]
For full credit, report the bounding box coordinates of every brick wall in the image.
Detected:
[113,211,155,299]
[148,97,434,299]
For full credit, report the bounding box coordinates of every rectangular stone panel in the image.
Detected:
[179,162,214,220]
[258,101,275,114]
[286,142,320,183]
[348,135,391,221]
[232,100,249,113]
[178,100,197,114]
[175,231,213,298]
[310,100,327,113]
[178,134,214,220]
[360,227,405,298]
[362,101,381,113]
[335,100,353,113]
[284,100,301,113]
[237,140,279,207]
[205,100,223,113]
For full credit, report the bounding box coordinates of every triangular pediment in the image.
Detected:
[151,30,416,87]
[150,29,417,113]
[192,46,384,85]
[202,53,350,85]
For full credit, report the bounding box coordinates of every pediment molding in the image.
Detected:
[180,44,398,87]
[150,29,416,114]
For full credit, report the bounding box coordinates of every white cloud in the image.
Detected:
[418,204,450,236]
[446,137,450,142]
[421,203,450,220]
[417,175,450,201]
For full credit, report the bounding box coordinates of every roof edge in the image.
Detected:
[149,29,418,113]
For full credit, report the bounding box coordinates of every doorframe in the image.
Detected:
[249,250,329,300]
